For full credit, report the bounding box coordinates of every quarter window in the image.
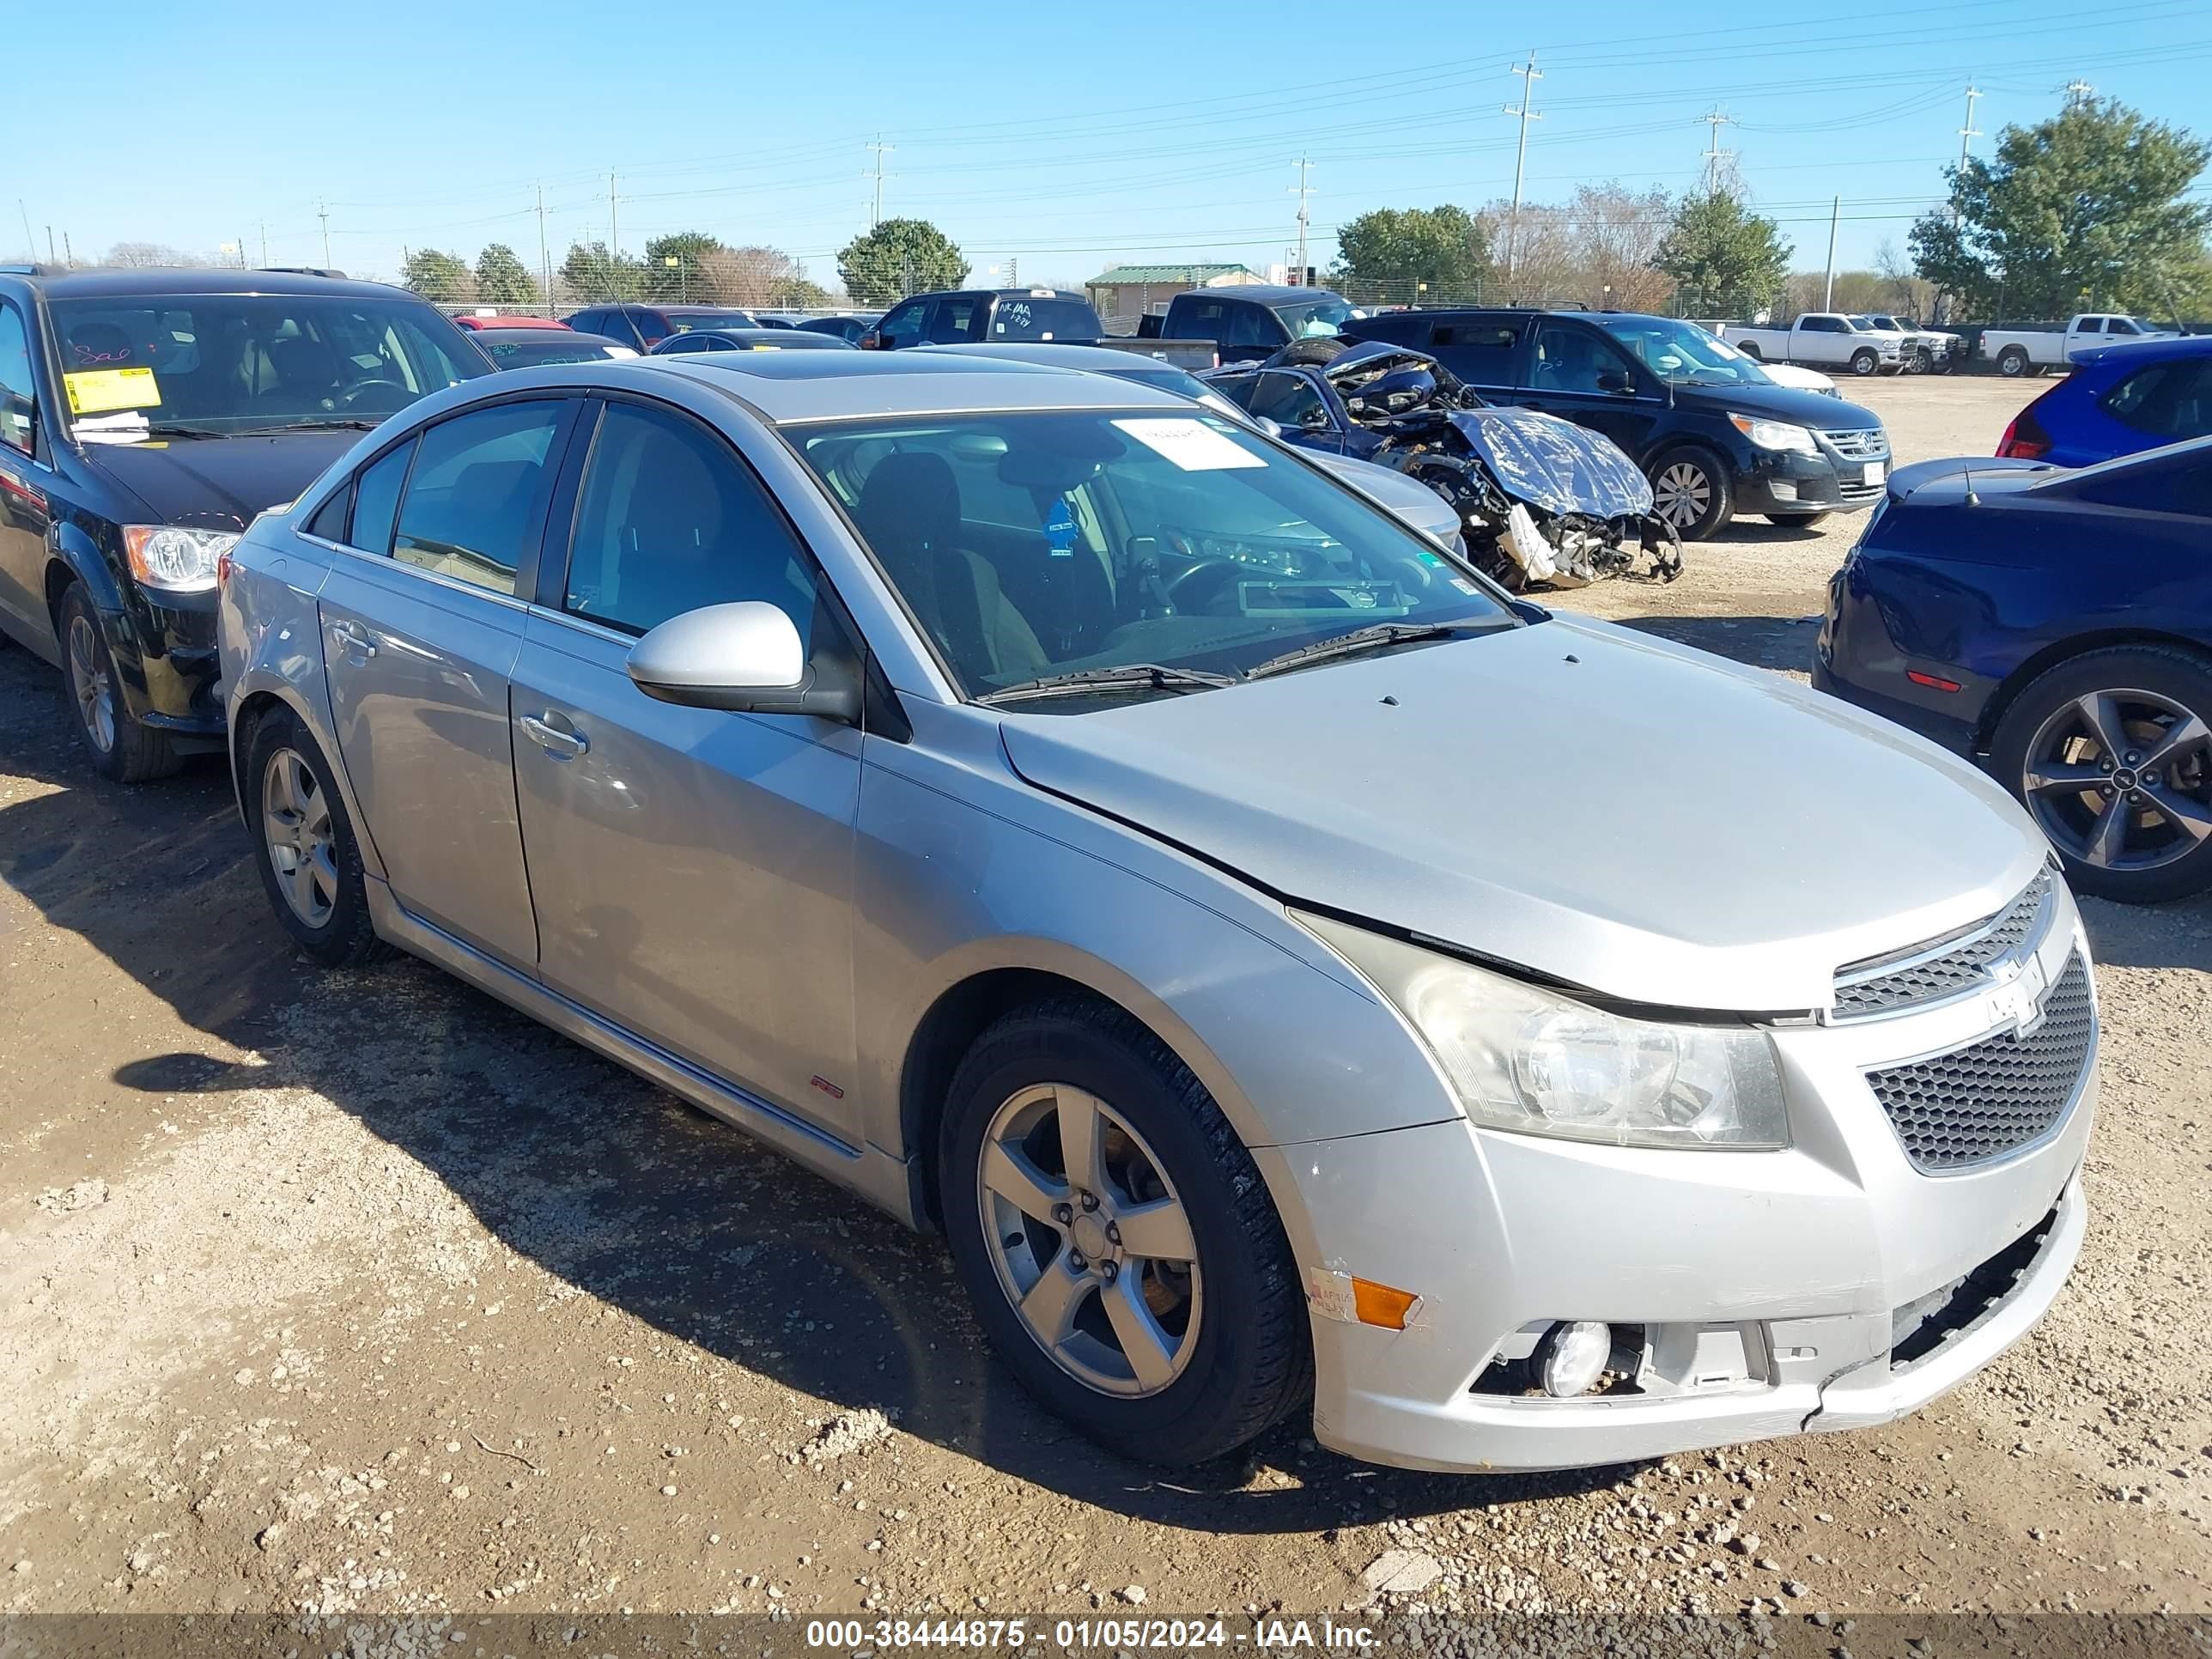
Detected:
[562,401,817,642]
[349,439,414,556]
[305,484,350,542]
[391,401,566,594]
[0,301,33,455]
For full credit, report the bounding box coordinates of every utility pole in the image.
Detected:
[1698,108,1739,195]
[1290,156,1315,285]
[1822,196,1841,310]
[259,222,269,265]
[2063,79,2094,108]
[238,232,249,268]
[1006,255,1017,288]
[866,137,893,228]
[62,230,72,265]
[317,203,331,269]
[609,169,619,261]
[46,226,55,264]
[1957,83,1984,173]
[15,200,33,264]
[1501,52,1541,283]
[536,185,553,307]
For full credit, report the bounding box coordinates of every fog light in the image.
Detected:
[1535,1320,1613,1397]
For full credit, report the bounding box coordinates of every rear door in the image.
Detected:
[318,396,580,970]
[925,294,982,344]
[508,394,862,1138]
[1424,318,1525,396]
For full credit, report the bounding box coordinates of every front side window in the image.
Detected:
[1531,323,1636,394]
[391,401,566,593]
[876,301,928,349]
[0,301,34,454]
[46,294,482,435]
[788,409,1512,702]
[563,401,816,641]
[1245,371,1328,429]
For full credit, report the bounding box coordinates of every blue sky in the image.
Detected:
[10,0,2210,293]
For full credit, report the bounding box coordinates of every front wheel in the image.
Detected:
[58,583,178,782]
[1990,646,2212,903]
[1648,448,1735,541]
[939,1000,1310,1467]
[1849,348,1880,377]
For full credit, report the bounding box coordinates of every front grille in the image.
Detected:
[1826,428,1890,461]
[1833,866,2056,1018]
[1864,951,2095,1173]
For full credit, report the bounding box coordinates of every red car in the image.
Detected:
[452,313,566,331]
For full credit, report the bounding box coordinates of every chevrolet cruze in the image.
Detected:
[217,352,2096,1471]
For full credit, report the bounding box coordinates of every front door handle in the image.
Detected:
[330,618,376,659]
[519,712,589,759]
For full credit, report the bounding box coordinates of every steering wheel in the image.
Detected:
[337,378,413,413]
[1164,558,1244,614]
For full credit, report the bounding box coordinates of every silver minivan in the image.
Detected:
[218,353,2094,1473]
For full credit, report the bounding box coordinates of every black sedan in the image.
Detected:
[647,328,855,356]
[1815,438,2212,902]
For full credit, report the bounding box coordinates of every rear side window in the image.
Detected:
[1429,321,1520,378]
[989,298,1095,342]
[927,296,980,343]
[349,440,414,555]
[0,301,33,454]
[392,401,567,594]
[2100,360,2212,440]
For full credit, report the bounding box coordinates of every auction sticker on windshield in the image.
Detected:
[64,368,161,414]
[1112,417,1265,471]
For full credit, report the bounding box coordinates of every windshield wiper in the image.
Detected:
[247,416,383,433]
[139,421,234,440]
[978,663,1239,706]
[1245,620,1500,682]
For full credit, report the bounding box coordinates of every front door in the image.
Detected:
[1520,320,1668,466]
[319,397,577,971]
[509,396,861,1138]
[1245,370,1342,455]
[0,299,53,649]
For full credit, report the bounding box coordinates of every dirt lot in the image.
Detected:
[2,377,2208,1634]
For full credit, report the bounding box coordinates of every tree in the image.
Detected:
[770,273,835,308]
[1565,183,1674,313]
[837,219,967,304]
[643,231,729,301]
[691,245,808,307]
[104,241,210,269]
[560,240,643,302]
[1910,98,2212,319]
[400,249,475,304]
[1653,191,1791,318]
[1477,199,1579,304]
[1328,205,1492,305]
[474,243,539,307]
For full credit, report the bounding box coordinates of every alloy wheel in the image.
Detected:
[975,1082,1202,1398]
[262,747,340,927]
[1651,462,1711,531]
[2021,689,2212,873]
[66,614,115,754]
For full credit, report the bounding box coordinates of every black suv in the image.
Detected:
[562,304,764,350]
[1341,307,1891,538]
[0,265,489,779]
[859,289,1108,349]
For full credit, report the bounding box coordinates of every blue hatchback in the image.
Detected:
[1997,335,2212,466]
[1814,437,2212,903]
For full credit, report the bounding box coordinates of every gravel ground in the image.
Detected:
[0,377,2207,1632]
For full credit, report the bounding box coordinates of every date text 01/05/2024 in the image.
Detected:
[802,1617,1379,1650]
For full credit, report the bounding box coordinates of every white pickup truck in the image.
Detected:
[1718,313,1907,377]
[1978,313,2180,377]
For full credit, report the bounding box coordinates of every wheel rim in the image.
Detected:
[66,614,115,754]
[1852,353,1876,375]
[2001,352,2025,376]
[2021,689,2212,875]
[976,1083,1202,1399]
[1651,462,1711,530]
[262,747,340,927]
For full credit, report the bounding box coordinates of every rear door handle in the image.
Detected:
[519,712,589,759]
[330,619,376,659]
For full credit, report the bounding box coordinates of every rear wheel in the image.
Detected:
[1648,447,1735,541]
[58,583,178,782]
[1996,345,2030,378]
[1990,646,2212,903]
[1849,348,1880,377]
[939,999,1310,1467]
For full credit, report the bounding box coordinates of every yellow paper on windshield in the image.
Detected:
[64,367,161,414]
[1112,416,1264,471]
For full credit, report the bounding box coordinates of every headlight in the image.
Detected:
[1297,914,1790,1151]
[1728,414,1819,455]
[123,525,240,594]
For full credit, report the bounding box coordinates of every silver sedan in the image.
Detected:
[217,352,2094,1472]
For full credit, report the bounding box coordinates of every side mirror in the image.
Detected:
[625,602,861,725]
[1299,404,1334,431]
[1596,368,1637,395]
[1254,416,1284,439]
[858,331,884,350]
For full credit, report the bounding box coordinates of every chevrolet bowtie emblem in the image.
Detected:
[1990,952,2051,1040]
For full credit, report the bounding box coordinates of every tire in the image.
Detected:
[1647,447,1735,541]
[1849,348,1880,377]
[1989,645,2212,904]
[243,706,390,965]
[1765,511,1830,527]
[58,583,179,782]
[1996,346,2030,378]
[938,998,1310,1467]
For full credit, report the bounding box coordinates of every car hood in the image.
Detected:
[82,430,359,532]
[1674,379,1880,431]
[998,614,2042,1013]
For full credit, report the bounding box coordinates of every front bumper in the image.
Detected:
[1735,443,1889,516]
[1257,902,2094,1474]
[112,590,224,737]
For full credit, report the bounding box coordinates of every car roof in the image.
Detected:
[915,343,1193,373]
[2071,332,2212,366]
[6,265,413,301]
[1181,285,1341,306]
[629,351,1190,422]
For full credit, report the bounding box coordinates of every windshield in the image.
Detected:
[49,294,483,434]
[1599,317,1771,387]
[787,409,1512,705]
[1271,295,1362,338]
